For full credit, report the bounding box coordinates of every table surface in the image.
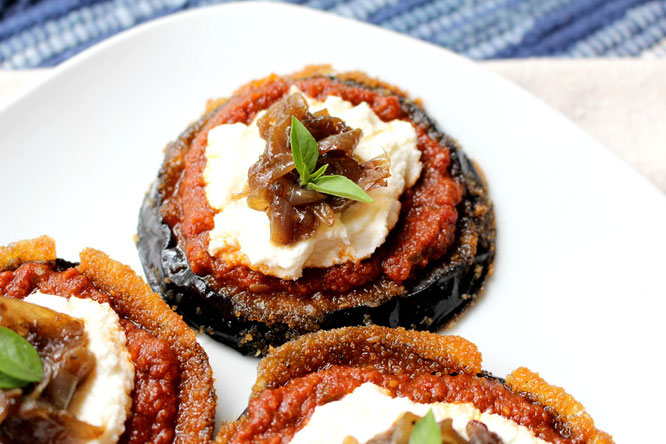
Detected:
[2,58,664,194]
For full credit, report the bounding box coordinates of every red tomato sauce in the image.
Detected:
[231,366,576,444]
[171,75,462,295]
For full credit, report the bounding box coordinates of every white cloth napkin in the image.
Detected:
[1,59,664,193]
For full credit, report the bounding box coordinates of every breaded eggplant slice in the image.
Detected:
[0,236,216,444]
[216,326,613,444]
[137,70,496,356]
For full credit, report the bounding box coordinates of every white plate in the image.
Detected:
[1,3,665,441]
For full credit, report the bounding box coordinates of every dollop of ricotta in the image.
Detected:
[290,383,549,444]
[24,292,135,444]
[204,88,422,280]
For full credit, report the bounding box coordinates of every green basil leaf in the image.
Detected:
[0,371,30,389]
[290,116,309,185]
[310,164,328,182]
[307,175,373,203]
[0,326,44,383]
[290,117,318,184]
[409,410,442,444]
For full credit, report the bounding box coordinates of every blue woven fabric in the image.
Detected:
[1,0,665,68]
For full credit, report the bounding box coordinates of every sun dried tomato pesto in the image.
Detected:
[0,262,179,443]
[166,75,462,296]
[230,366,575,444]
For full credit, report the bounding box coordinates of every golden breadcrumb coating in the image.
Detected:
[0,235,56,271]
[506,367,614,444]
[253,325,482,396]
[215,419,246,444]
[77,248,216,444]
[204,65,407,116]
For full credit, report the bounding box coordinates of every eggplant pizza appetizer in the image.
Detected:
[0,237,216,444]
[216,326,613,444]
[137,66,495,356]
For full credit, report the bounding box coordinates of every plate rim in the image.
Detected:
[1,3,665,440]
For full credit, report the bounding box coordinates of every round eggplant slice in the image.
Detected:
[137,73,495,356]
[216,326,613,444]
[0,237,216,444]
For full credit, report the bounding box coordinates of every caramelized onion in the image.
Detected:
[318,151,367,213]
[466,420,503,443]
[246,192,270,212]
[440,418,467,444]
[246,92,391,245]
[360,153,391,192]
[269,194,299,245]
[364,411,420,444]
[312,202,336,227]
[269,153,297,180]
[0,296,100,443]
[1,399,103,444]
[0,389,20,424]
[318,129,362,156]
[0,296,95,409]
[319,151,364,182]
[258,93,308,140]
[287,186,325,207]
[365,413,505,444]
[391,411,420,444]
[301,115,349,140]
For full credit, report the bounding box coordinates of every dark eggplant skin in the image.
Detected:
[137,75,495,356]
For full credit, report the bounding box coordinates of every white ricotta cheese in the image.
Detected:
[24,292,135,444]
[204,88,422,280]
[289,383,549,444]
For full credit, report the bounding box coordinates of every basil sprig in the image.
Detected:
[290,117,373,203]
[409,410,442,444]
[0,326,44,389]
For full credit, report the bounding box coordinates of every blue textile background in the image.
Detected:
[1,0,665,68]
